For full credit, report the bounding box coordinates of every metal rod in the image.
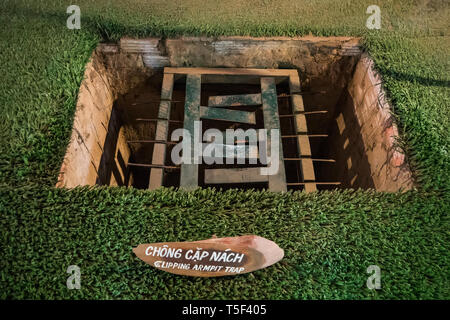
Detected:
[128,163,180,169]
[279,110,328,117]
[284,158,336,162]
[135,118,183,124]
[131,99,182,106]
[127,140,177,145]
[278,91,326,97]
[282,134,328,138]
[287,182,341,185]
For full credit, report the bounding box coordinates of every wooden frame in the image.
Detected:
[148,67,316,192]
[148,73,174,190]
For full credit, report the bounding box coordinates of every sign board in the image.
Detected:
[133,235,284,277]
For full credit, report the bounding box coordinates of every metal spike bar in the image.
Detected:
[279,110,328,117]
[287,182,341,185]
[128,162,180,169]
[135,118,183,124]
[277,91,326,97]
[282,134,328,138]
[131,100,182,106]
[284,158,336,162]
[127,140,177,145]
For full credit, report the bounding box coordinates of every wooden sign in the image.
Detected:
[133,235,284,277]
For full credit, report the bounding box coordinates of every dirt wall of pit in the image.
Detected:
[56,48,153,187]
[56,37,413,192]
[324,53,414,191]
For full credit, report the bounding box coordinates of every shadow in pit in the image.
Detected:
[316,89,375,189]
[96,105,130,186]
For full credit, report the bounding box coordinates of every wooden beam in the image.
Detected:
[179,74,201,191]
[202,143,259,162]
[204,168,269,184]
[148,73,174,190]
[288,72,316,192]
[260,77,287,192]
[164,67,296,77]
[208,93,262,107]
[201,74,286,85]
[200,106,256,125]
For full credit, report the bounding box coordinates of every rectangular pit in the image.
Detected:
[56,37,414,192]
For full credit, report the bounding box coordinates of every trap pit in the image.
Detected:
[57,37,414,192]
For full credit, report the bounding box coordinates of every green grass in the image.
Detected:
[363,34,450,191]
[1,0,448,190]
[1,186,449,299]
[0,0,449,299]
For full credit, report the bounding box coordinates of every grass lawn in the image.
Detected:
[0,0,449,299]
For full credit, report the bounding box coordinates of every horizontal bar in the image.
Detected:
[200,106,256,125]
[209,131,255,145]
[277,91,326,97]
[209,139,249,145]
[282,134,328,138]
[128,163,179,169]
[204,167,269,184]
[208,93,262,107]
[131,100,182,105]
[287,182,341,186]
[279,110,328,117]
[164,67,297,77]
[127,140,177,145]
[203,144,259,159]
[135,118,183,124]
[284,158,336,162]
